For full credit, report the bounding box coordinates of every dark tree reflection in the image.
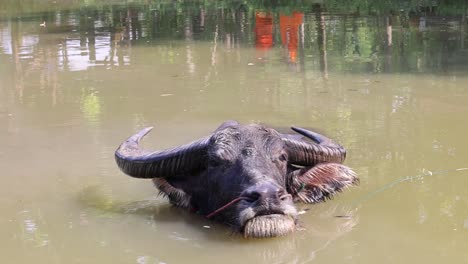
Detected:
[1,1,467,76]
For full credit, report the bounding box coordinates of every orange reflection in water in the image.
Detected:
[279,12,303,63]
[254,12,274,50]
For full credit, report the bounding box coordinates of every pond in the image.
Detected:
[1,0,468,263]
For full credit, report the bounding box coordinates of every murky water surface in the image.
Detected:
[1,1,468,263]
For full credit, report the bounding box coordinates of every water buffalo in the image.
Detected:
[115,121,358,238]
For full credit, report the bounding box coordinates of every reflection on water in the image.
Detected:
[80,90,101,125]
[1,2,467,78]
[18,209,50,248]
[1,1,468,264]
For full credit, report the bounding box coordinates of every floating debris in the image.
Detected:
[203,225,211,229]
[160,94,174,97]
[247,63,254,66]
[335,215,352,219]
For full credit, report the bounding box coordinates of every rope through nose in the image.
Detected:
[205,196,248,219]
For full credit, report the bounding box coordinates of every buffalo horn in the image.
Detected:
[115,127,210,178]
[282,127,346,166]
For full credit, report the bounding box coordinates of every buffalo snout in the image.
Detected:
[242,183,292,205]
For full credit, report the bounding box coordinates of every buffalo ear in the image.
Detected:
[287,163,358,204]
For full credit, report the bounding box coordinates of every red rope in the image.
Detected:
[205,196,247,219]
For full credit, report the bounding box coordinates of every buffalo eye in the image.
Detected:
[278,153,288,162]
[209,158,222,167]
[242,148,254,156]
[272,153,288,167]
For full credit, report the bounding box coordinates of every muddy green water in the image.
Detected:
[1,1,468,263]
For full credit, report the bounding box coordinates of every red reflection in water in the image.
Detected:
[254,12,274,50]
[279,12,303,63]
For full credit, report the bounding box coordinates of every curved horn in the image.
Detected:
[115,127,211,178]
[282,127,346,166]
[214,120,239,132]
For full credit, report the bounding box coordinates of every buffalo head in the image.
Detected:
[115,121,358,238]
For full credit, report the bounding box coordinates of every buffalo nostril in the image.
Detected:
[277,189,291,201]
[243,184,288,203]
[279,193,292,201]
